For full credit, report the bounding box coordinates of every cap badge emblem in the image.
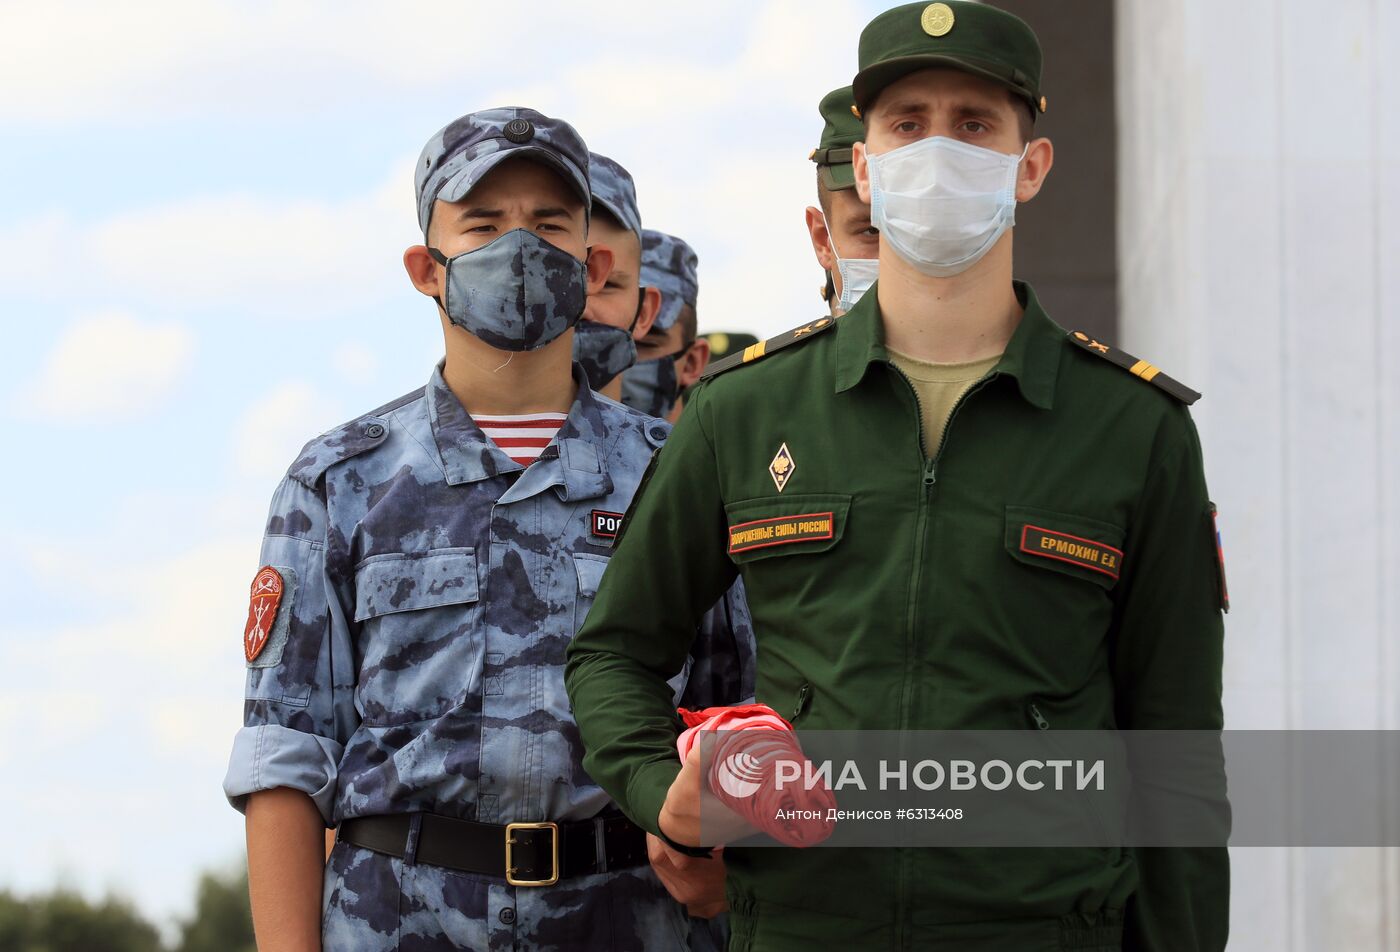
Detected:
[921,2,955,37]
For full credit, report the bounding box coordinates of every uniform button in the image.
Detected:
[364,422,385,439]
[498,907,516,925]
[648,426,667,442]
[503,118,534,143]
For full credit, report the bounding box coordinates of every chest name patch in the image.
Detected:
[1020,525,1122,579]
[728,512,834,555]
[590,509,625,540]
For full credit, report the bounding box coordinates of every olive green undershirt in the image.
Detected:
[886,346,1003,458]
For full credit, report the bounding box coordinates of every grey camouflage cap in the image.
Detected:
[588,153,642,239]
[640,230,699,332]
[414,107,591,235]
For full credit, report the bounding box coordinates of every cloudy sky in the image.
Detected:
[0,0,894,934]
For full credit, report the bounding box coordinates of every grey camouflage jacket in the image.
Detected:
[222,359,753,948]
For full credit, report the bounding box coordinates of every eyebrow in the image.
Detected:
[951,103,1007,122]
[458,207,502,221]
[456,205,576,221]
[877,98,1008,123]
[879,99,928,120]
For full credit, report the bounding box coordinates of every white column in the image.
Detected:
[1117,0,1399,948]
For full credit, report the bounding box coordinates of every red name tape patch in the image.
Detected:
[244,565,285,662]
[590,510,625,540]
[1019,525,1122,579]
[728,512,834,555]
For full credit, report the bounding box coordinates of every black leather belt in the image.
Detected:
[337,811,649,886]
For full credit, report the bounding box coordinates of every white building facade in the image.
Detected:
[1117,1,1400,948]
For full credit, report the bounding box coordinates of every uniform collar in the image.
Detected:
[834,278,1062,410]
[425,359,614,500]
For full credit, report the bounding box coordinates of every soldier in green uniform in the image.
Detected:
[804,86,880,316]
[565,3,1229,950]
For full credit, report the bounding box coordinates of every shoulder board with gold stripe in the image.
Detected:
[1066,330,1201,405]
[699,315,836,380]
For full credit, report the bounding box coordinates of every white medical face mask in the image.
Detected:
[866,136,1027,278]
[821,212,879,313]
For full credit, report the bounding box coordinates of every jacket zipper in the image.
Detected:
[886,363,1000,721]
[926,371,999,486]
[791,682,811,722]
[1028,702,1050,730]
[888,365,931,731]
[887,365,926,951]
[888,364,998,952]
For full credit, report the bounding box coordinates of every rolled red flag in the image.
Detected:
[676,703,837,848]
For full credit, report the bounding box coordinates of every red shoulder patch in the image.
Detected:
[244,566,285,662]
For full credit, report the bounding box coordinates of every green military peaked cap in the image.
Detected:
[852,2,1046,119]
[810,86,862,191]
[700,331,760,364]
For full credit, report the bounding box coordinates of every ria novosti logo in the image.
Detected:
[716,749,766,798]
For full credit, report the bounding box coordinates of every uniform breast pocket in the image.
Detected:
[1001,505,1125,682]
[572,552,610,635]
[353,547,482,726]
[723,493,851,565]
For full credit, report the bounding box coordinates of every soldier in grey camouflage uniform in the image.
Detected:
[224,107,752,951]
[570,152,662,399]
[621,231,710,423]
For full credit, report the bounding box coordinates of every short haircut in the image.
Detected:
[677,303,698,344]
[591,204,624,233]
[815,177,836,303]
[589,205,641,253]
[816,173,835,216]
[1009,93,1034,145]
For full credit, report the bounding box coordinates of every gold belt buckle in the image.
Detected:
[505,821,559,886]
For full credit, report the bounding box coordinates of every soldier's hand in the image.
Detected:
[646,833,728,918]
[657,739,752,847]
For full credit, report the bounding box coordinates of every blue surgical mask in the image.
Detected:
[429,228,587,351]
[866,136,1027,278]
[821,212,878,314]
[620,348,684,419]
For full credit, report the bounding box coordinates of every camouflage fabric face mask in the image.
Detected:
[429,229,587,352]
[572,318,638,391]
[620,347,684,419]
